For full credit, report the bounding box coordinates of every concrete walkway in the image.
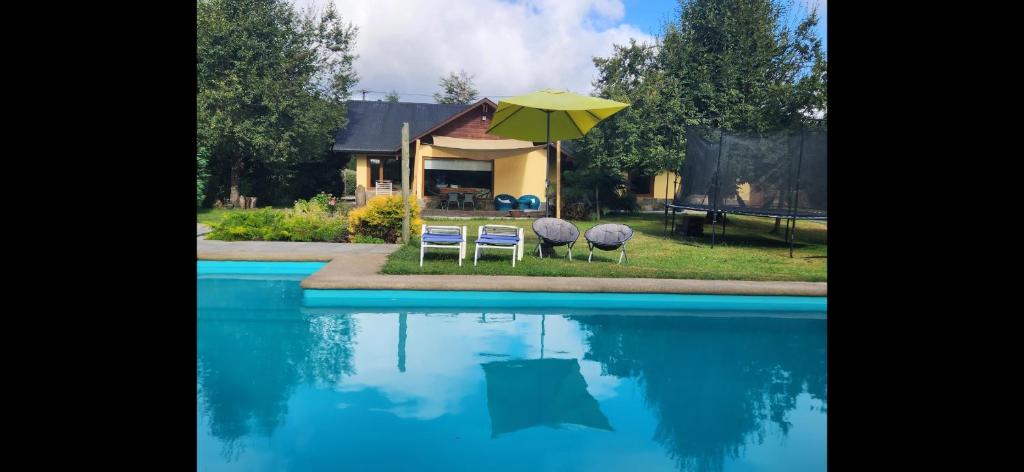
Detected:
[197,223,211,238]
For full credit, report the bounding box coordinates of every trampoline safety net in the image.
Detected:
[674,126,826,219]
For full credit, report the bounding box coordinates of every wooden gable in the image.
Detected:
[429,101,502,140]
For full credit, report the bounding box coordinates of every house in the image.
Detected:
[333,98,680,212]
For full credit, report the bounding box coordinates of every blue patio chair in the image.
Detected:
[420,224,467,266]
[494,194,516,211]
[517,195,540,210]
[474,224,524,267]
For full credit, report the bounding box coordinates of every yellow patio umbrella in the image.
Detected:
[486,89,629,217]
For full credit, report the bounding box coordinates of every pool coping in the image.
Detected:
[300,273,826,296]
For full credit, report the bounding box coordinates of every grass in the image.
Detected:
[382,213,826,282]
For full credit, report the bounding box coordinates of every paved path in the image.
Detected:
[197,223,211,238]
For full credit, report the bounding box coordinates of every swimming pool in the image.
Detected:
[198,262,826,471]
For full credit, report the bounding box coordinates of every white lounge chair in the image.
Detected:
[474,225,524,267]
[420,224,467,266]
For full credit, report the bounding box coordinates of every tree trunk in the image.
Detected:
[229,159,243,207]
[771,217,781,234]
[595,184,600,221]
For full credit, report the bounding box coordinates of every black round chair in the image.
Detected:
[584,224,634,264]
[531,217,580,260]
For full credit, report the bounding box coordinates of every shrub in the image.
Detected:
[342,169,357,196]
[560,184,595,219]
[561,170,638,219]
[208,209,285,241]
[347,195,423,243]
[206,202,348,242]
[279,212,347,242]
[296,192,339,215]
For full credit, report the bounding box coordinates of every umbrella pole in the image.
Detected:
[540,314,546,359]
[545,112,551,217]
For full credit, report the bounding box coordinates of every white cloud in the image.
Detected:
[315,0,654,102]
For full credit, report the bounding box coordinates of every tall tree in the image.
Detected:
[197,0,359,206]
[660,0,826,131]
[384,90,401,103]
[433,70,479,104]
[576,0,826,205]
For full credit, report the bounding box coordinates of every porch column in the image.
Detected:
[414,139,422,198]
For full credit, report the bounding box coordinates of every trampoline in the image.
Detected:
[665,124,826,257]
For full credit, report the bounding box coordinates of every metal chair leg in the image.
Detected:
[588,243,594,262]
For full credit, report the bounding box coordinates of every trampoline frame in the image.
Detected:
[664,126,826,258]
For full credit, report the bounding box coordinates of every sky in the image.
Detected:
[305,0,827,103]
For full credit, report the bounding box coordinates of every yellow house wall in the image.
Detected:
[493,148,548,200]
[652,171,679,199]
[649,170,751,201]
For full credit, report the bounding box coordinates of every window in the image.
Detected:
[629,172,653,195]
[423,159,493,196]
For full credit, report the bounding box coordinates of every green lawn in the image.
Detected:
[382,213,826,282]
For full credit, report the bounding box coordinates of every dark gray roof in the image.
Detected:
[333,101,470,153]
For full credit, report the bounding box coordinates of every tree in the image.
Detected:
[433,70,479,104]
[574,39,683,217]
[197,147,209,208]
[575,0,827,210]
[197,0,359,206]
[384,90,400,103]
[660,0,826,131]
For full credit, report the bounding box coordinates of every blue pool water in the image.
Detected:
[198,264,826,471]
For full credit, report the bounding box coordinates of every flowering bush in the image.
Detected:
[298,192,339,214]
[347,195,422,243]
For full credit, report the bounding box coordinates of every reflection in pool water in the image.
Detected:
[197,276,826,471]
